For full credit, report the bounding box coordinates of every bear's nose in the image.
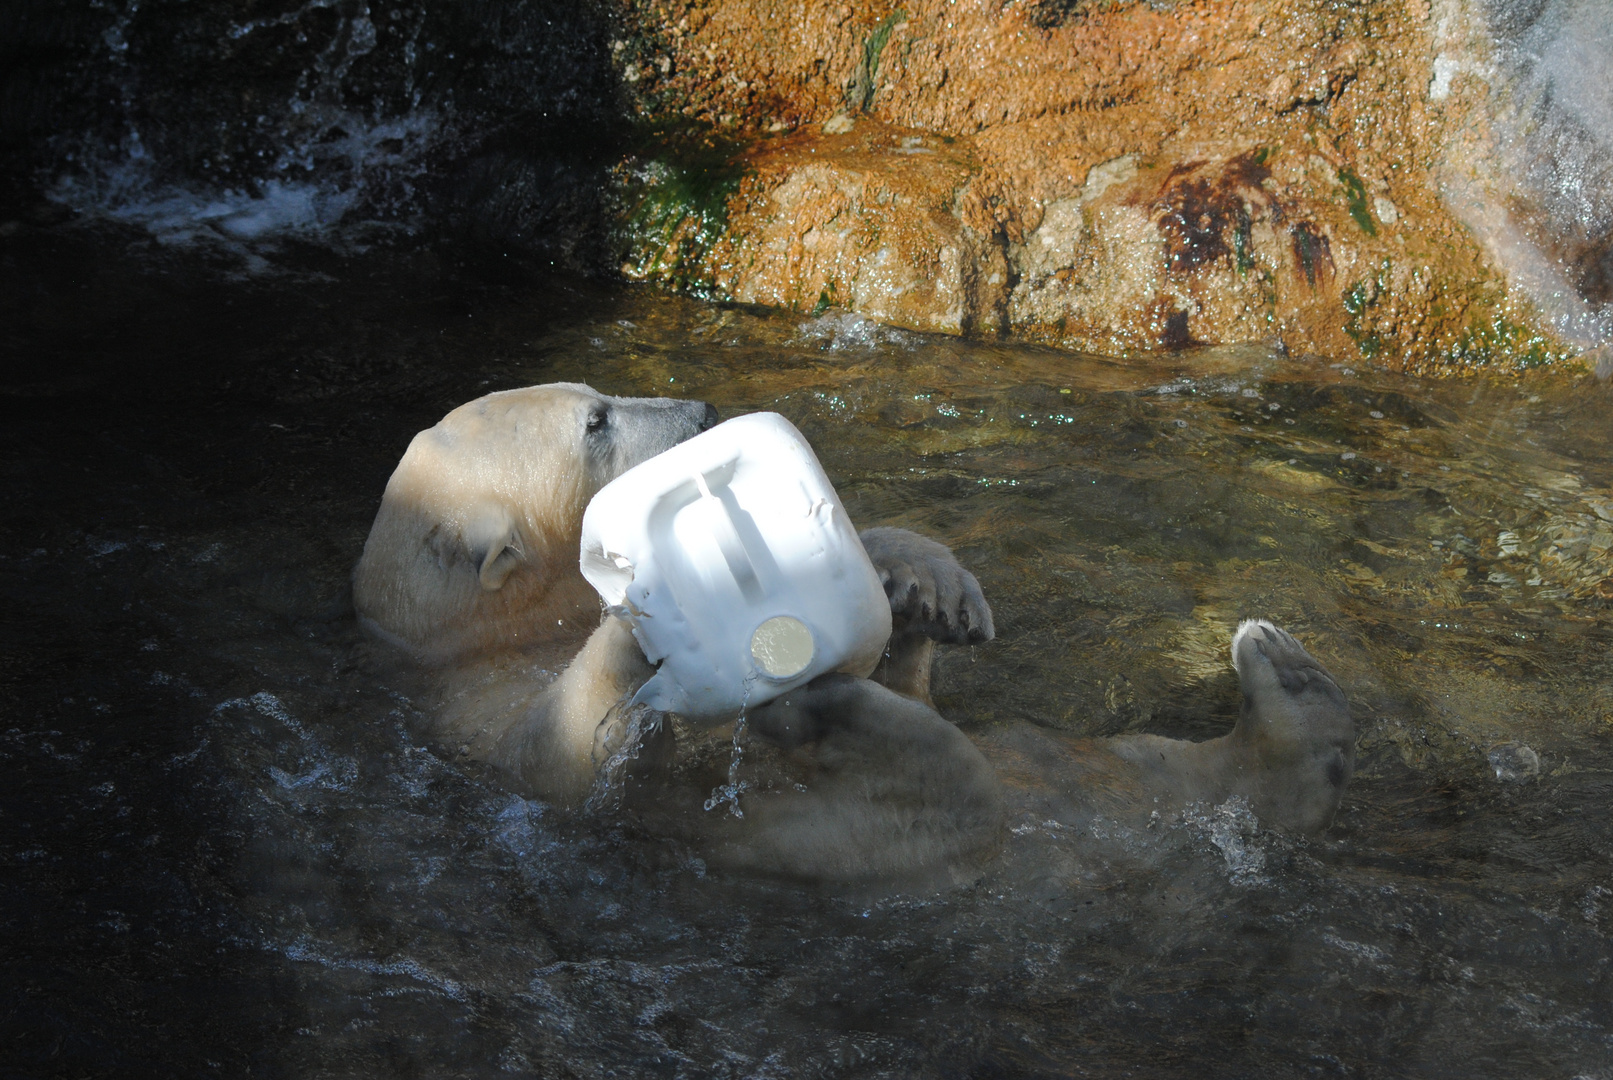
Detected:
[700,402,720,431]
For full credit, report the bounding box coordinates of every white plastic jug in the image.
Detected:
[579,412,892,718]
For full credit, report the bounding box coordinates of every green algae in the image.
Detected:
[1440,311,1579,371]
[1337,167,1377,237]
[849,10,906,113]
[1345,257,1582,372]
[617,128,748,298]
[1343,262,1389,360]
[812,280,841,316]
[1233,202,1255,276]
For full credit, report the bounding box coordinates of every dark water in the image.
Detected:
[3,0,633,270]
[5,224,1613,1079]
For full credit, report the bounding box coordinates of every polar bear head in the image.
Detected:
[353,383,717,663]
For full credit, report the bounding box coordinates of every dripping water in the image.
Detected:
[702,674,758,818]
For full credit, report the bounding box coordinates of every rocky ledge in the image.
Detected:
[610,0,1612,375]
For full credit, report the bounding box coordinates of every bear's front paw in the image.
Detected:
[859,527,994,645]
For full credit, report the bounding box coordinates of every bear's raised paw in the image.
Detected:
[859,527,994,646]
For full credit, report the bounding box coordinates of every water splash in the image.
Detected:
[793,311,921,352]
[703,676,758,818]
[1439,0,1613,367]
[585,701,664,813]
[49,0,444,261]
[1181,797,1270,887]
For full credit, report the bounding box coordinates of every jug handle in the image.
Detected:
[694,471,765,602]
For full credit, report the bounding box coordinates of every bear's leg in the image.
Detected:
[720,673,1005,882]
[859,527,994,705]
[871,632,938,707]
[1221,619,1356,832]
[1107,620,1355,834]
[489,616,658,807]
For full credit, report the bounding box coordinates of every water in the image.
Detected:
[46,0,443,245]
[4,225,1613,1077]
[16,0,627,271]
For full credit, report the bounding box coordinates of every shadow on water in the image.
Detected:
[4,223,1613,1078]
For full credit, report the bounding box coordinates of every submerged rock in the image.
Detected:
[614,0,1613,374]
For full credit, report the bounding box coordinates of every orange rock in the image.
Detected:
[701,119,1008,334]
[613,0,1600,373]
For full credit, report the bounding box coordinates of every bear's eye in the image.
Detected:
[585,406,609,433]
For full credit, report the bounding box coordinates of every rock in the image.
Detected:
[623,119,1008,334]
[614,0,1611,373]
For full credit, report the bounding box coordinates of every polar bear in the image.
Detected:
[737,619,1353,879]
[355,383,1354,884]
[353,383,991,792]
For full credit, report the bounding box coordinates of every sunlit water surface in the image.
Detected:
[4,231,1613,1078]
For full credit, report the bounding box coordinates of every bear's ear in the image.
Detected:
[464,509,527,592]
[479,536,525,591]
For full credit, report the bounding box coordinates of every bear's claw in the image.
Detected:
[860,527,995,645]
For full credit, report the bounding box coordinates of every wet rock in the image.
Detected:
[14,0,1604,369]
[614,0,1611,373]
[623,118,1007,333]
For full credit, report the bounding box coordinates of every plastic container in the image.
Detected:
[579,412,891,718]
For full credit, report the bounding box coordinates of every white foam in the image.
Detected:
[278,937,468,1001]
[50,101,441,269]
[1184,796,1270,886]
[795,311,920,351]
